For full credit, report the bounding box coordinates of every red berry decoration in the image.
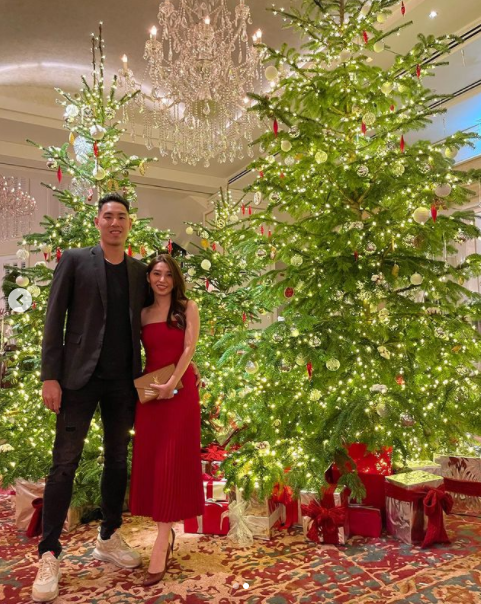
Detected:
[390,104,395,112]
[284,287,294,298]
[259,171,264,178]
[396,375,405,386]
[212,242,217,251]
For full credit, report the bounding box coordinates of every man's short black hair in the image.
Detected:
[98,192,130,214]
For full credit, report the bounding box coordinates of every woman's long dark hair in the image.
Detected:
[147,255,188,330]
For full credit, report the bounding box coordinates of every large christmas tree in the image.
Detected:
[0,26,170,506]
[213,0,481,498]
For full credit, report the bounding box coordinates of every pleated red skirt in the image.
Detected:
[129,322,205,522]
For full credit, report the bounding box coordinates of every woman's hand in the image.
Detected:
[150,383,177,400]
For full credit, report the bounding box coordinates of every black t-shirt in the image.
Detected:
[94,258,133,380]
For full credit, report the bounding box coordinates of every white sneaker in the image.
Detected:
[92,530,142,569]
[32,552,61,602]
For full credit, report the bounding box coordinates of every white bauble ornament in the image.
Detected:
[201,259,211,271]
[435,183,452,198]
[27,285,41,297]
[445,147,458,159]
[73,136,91,159]
[281,140,292,152]
[381,82,393,95]
[229,214,238,223]
[16,275,29,287]
[93,166,106,181]
[284,155,296,167]
[290,327,299,337]
[410,273,423,286]
[373,41,385,53]
[90,124,107,140]
[295,354,306,366]
[357,165,369,177]
[245,361,259,375]
[412,206,431,225]
[363,112,376,126]
[315,151,328,164]
[326,358,340,371]
[377,13,386,23]
[291,254,303,266]
[16,248,30,261]
[64,104,80,119]
[397,83,407,93]
[339,49,351,62]
[35,261,47,268]
[391,162,405,177]
[253,191,263,205]
[309,389,322,401]
[257,248,267,259]
[376,402,389,418]
[265,66,279,82]
[185,226,194,235]
[187,268,196,276]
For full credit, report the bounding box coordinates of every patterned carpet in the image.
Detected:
[2,495,481,604]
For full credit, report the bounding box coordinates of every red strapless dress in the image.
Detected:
[129,322,205,522]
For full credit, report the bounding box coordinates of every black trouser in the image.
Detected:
[38,377,137,557]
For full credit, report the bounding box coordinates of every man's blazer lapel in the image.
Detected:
[126,255,138,322]
[92,245,108,313]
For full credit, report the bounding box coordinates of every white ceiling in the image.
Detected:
[0,0,480,195]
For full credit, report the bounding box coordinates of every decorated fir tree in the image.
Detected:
[183,188,269,447]
[213,0,481,498]
[0,26,170,506]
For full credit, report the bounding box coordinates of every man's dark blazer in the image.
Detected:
[41,245,149,390]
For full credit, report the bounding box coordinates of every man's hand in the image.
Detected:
[192,362,201,388]
[42,380,62,414]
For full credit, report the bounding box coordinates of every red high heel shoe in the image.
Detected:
[143,528,175,587]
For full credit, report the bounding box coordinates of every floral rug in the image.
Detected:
[1,494,481,603]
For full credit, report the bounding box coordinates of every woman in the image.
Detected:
[129,254,205,586]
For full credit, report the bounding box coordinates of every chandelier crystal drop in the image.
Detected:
[0,176,36,241]
[119,0,263,167]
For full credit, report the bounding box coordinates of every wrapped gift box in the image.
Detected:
[184,500,229,535]
[201,460,223,477]
[299,486,349,545]
[202,475,227,501]
[385,471,451,546]
[435,455,481,517]
[348,505,382,538]
[271,484,299,529]
[235,488,282,540]
[327,444,392,514]
[14,479,82,533]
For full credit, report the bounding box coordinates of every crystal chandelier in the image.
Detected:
[0,176,36,241]
[119,0,263,167]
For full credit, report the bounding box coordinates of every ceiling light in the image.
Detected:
[429,11,438,18]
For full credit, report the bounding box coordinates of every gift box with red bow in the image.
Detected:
[234,488,282,540]
[202,473,227,501]
[327,443,393,513]
[435,455,481,517]
[184,500,230,535]
[271,484,299,529]
[14,479,84,534]
[299,486,349,545]
[385,471,453,547]
[201,443,227,477]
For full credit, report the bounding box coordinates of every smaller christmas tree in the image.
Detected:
[0,25,171,506]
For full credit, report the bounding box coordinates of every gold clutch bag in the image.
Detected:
[134,364,184,404]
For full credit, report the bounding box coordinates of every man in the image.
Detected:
[32,193,148,602]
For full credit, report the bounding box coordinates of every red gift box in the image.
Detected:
[348,505,382,538]
[327,443,393,513]
[271,484,299,529]
[184,500,229,535]
[299,485,349,545]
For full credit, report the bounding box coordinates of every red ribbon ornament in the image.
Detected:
[272,484,297,529]
[248,206,252,216]
[400,135,405,153]
[385,482,453,548]
[242,204,246,215]
[57,167,62,183]
[260,226,265,236]
[301,500,347,544]
[401,1,406,16]
[273,119,279,137]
